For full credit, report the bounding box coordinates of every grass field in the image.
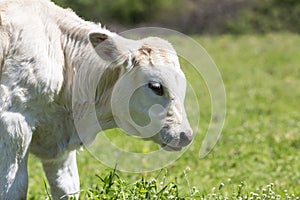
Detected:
[27,33,300,199]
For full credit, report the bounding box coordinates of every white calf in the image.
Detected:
[0,0,192,199]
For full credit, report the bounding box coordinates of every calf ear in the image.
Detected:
[89,32,129,63]
[89,32,108,48]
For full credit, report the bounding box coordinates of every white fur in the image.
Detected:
[0,0,192,199]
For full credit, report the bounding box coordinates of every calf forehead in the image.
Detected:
[152,47,179,67]
[134,37,180,70]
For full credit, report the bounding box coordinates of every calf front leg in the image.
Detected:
[0,112,32,200]
[42,150,80,200]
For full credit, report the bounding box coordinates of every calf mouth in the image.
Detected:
[161,143,182,151]
[145,130,192,152]
[144,133,182,151]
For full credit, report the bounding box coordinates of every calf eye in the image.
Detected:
[148,81,164,96]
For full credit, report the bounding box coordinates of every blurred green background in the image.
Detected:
[53,0,300,34]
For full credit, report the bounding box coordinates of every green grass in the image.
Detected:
[27,33,300,199]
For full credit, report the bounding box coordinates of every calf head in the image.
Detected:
[89,32,193,151]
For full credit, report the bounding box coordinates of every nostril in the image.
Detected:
[179,131,193,147]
